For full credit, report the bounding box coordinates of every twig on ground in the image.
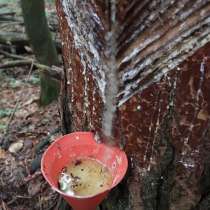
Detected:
[24,171,42,183]
[6,198,17,206]
[7,195,31,206]
[0,32,61,52]
[0,4,7,9]
[0,32,28,45]
[0,60,63,80]
[1,21,24,30]
[1,201,10,210]
[3,101,19,136]
[1,61,34,146]
[0,60,33,68]
[0,17,17,22]
[0,12,16,16]
[0,49,30,60]
[0,50,63,80]
[16,195,32,199]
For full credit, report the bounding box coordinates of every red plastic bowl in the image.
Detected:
[41,131,128,210]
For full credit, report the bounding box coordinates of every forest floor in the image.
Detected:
[0,1,62,209]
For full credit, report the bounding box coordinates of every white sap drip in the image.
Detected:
[81,54,89,117]
[102,0,119,138]
[143,89,161,163]
[69,67,74,103]
[61,0,119,139]
[147,99,161,171]
[181,59,206,162]
[62,0,106,102]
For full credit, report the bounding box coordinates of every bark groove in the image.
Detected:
[56,1,210,209]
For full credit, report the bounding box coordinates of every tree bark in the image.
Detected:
[56,0,210,209]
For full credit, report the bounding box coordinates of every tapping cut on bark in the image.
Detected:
[56,0,210,209]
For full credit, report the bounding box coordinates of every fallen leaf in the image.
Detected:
[28,180,42,196]
[8,140,23,154]
[0,147,6,159]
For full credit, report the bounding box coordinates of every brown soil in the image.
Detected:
[0,1,62,209]
[0,64,61,210]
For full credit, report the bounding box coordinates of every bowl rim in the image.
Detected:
[41,131,128,199]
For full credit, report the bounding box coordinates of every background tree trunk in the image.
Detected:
[21,0,60,106]
[21,0,59,66]
[56,0,210,209]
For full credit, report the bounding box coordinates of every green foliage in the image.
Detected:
[27,75,40,85]
[0,124,6,131]
[2,74,39,87]
[0,109,13,118]
[45,0,55,3]
[8,78,22,88]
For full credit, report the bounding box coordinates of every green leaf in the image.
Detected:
[27,75,40,85]
[0,109,13,118]
[0,124,6,131]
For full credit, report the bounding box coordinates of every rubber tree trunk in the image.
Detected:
[21,0,60,106]
[56,1,210,209]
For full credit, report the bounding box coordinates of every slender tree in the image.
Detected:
[21,0,60,105]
